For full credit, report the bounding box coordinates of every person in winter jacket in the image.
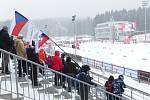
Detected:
[77,65,97,100]
[112,75,126,100]
[63,56,78,92]
[105,75,114,100]
[39,48,46,64]
[45,55,52,68]
[15,35,27,77]
[51,50,64,86]
[38,48,46,75]
[0,26,13,74]
[61,53,66,65]
[26,44,41,86]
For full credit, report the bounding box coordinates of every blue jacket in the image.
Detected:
[112,78,126,96]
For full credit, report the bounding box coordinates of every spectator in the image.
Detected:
[10,36,16,57]
[61,53,66,87]
[61,53,66,65]
[63,56,78,92]
[15,35,27,77]
[26,43,41,86]
[0,26,13,74]
[105,75,114,100]
[112,75,126,100]
[38,47,46,75]
[76,65,97,100]
[45,54,52,68]
[51,50,64,86]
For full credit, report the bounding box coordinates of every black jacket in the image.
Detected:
[63,62,78,75]
[26,47,39,63]
[77,71,95,100]
[0,29,13,51]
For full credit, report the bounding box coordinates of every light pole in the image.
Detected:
[142,0,148,41]
[72,15,76,57]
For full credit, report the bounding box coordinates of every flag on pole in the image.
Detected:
[10,11,28,36]
[26,23,39,45]
[38,32,49,48]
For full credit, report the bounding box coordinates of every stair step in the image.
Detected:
[0,90,24,100]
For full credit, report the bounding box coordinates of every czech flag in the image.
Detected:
[10,11,28,36]
[38,32,49,48]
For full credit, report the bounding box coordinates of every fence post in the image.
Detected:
[111,64,113,74]
[94,59,95,68]
[131,89,133,100]
[86,57,88,64]
[14,57,19,100]
[123,67,125,75]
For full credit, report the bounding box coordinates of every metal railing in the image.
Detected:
[82,57,150,82]
[0,48,126,100]
[89,71,150,100]
[80,57,150,100]
[57,50,150,100]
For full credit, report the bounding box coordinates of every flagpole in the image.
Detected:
[48,35,80,68]
[72,15,76,60]
[34,23,81,68]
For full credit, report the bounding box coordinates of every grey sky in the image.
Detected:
[0,0,147,21]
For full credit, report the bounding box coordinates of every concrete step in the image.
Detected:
[0,90,24,100]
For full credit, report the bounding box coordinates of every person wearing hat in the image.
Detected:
[51,50,64,86]
[26,43,41,86]
[15,34,27,77]
[0,26,13,74]
[76,65,97,100]
[112,75,126,100]
[62,56,78,92]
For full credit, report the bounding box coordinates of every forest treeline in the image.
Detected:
[0,7,150,36]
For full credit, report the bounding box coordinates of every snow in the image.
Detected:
[54,41,150,99]
[56,42,150,72]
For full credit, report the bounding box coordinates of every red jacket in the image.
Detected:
[38,48,46,64]
[51,51,63,71]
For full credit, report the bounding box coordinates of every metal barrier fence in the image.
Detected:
[80,57,150,100]
[89,71,150,100]
[59,51,150,100]
[0,48,126,100]
[61,52,150,100]
[82,57,150,82]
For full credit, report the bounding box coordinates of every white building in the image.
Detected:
[94,21,136,40]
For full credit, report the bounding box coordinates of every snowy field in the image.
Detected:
[55,41,150,99]
[56,41,150,72]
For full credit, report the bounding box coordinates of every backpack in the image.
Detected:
[74,72,86,89]
[106,81,113,92]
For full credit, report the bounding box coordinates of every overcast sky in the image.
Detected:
[0,0,148,21]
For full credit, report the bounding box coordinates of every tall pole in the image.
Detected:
[72,15,76,57]
[142,0,148,41]
[145,7,147,41]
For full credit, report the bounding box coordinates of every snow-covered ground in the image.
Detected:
[56,42,150,72]
[55,41,150,98]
